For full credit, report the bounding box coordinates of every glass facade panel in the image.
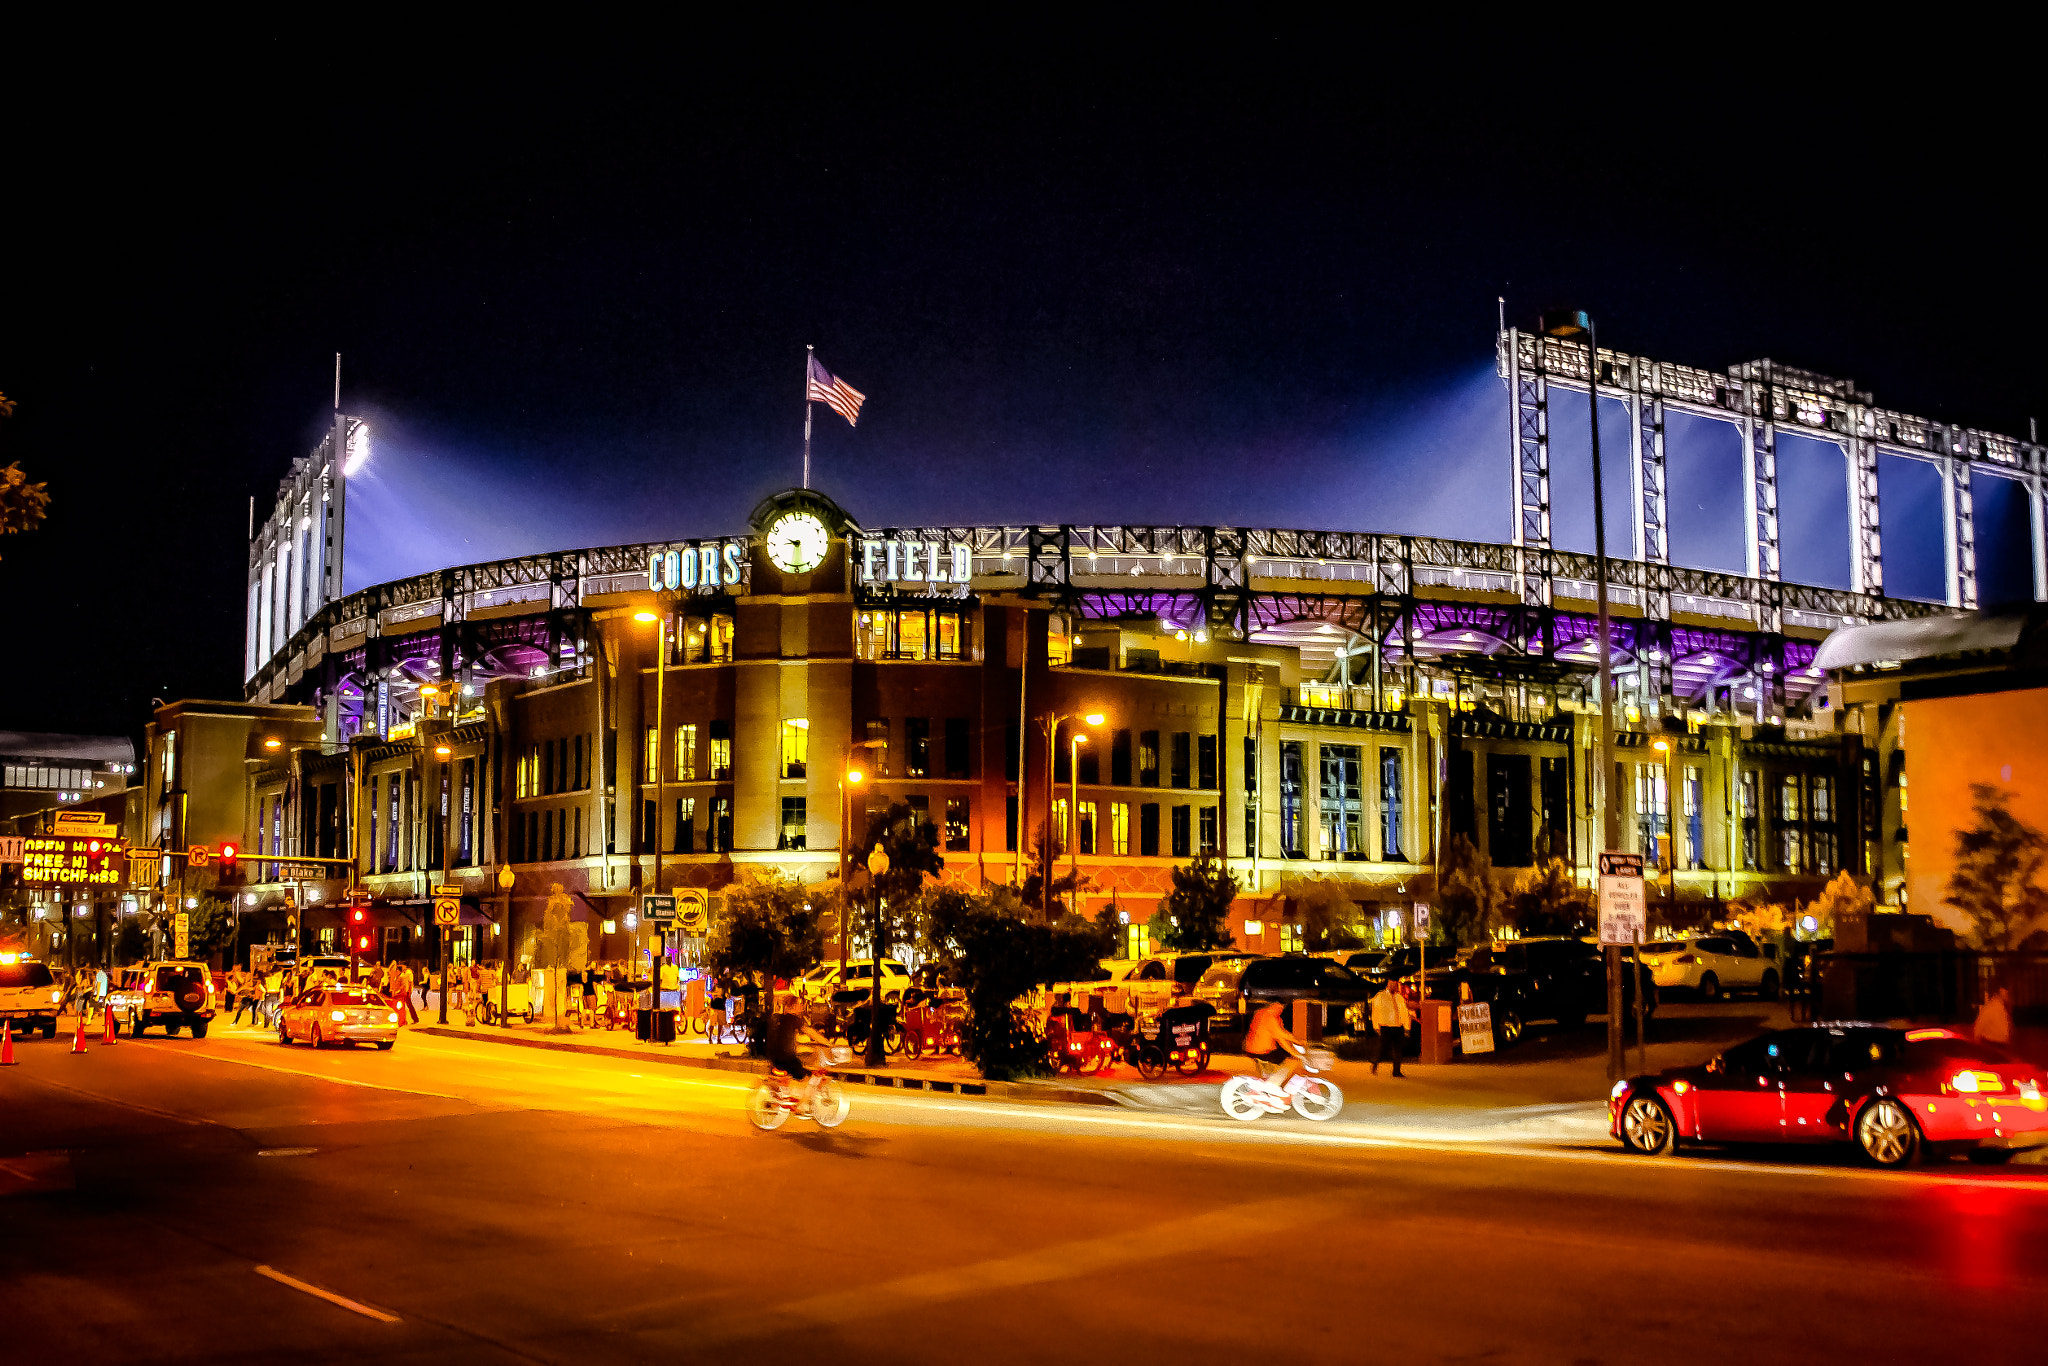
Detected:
[1379,747,1404,861]
[1319,744,1363,860]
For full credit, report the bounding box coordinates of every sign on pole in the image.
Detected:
[1458,1001,1495,1055]
[433,884,462,899]
[174,911,190,959]
[433,897,460,926]
[1598,850,1646,946]
[0,836,23,864]
[675,888,708,935]
[642,894,677,924]
[1411,902,1430,940]
[187,844,211,869]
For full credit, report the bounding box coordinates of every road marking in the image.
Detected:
[254,1265,401,1322]
[150,1044,470,1101]
[257,1147,318,1157]
[679,1192,1338,1344]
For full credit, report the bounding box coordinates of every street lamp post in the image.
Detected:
[1069,732,1090,893]
[635,609,668,1018]
[1040,711,1105,919]
[1541,307,1623,1082]
[434,739,452,1025]
[497,862,515,1027]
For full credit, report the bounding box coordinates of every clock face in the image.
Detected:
[765,512,831,574]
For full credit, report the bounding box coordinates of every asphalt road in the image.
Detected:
[4,1019,2045,1364]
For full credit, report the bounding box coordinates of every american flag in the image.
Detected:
[807,354,867,427]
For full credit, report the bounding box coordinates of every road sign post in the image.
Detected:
[642,894,677,924]
[1598,851,1646,1081]
[174,911,190,960]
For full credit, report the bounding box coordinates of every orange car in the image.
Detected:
[277,986,400,1050]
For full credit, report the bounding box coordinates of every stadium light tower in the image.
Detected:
[1541,307,1623,1084]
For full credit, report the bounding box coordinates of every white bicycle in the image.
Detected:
[748,1046,853,1131]
[1220,1045,1344,1122]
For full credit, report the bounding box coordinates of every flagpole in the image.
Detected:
[803,344,814,489]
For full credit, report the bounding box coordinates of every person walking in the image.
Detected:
[1369,977,1411,1077]
[1976,984,2013,1048]
[261,963,284,1027]
[395,962,419,1025]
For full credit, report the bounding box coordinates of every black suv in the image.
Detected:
[1480,936,1656,1026]
[1193,956,1376,1026]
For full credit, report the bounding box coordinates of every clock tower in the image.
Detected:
[748,488,858,592]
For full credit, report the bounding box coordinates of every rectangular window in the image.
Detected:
[387,777,401,871]
[945,796,970,851]
[1280,741,1304,857]
[1140,803,1161,858]
[710,720,732,780]
[905,718,929,778]
[712,797,732,852]
[1111,729,1133,786]
[526,810,538,864]
[1739,769,1759,871]
[1006,794,1018,853]
[1636,763,1669,862]
[1111,801,1130,856]
[944,718,970,779]
[1779,826,1804,874]
[1320,743,1363,860]
[1280,923,1303,954]
[1171,804,1191,858]
[1170,732,1191,789]
[895,610,928,660]
[1683,766,1704,870]
[1379,748,1404,861]
[1078,741,1099,785]
[1539,754,1567,863]
[368,775,379,872]
[1198,805,1217,853]
[1078,800,1097,856]
[1003,719,1017,781]
[936,612,963,660]
[865,718,890,776]
[644,728,658,786]
[1779,773,1802,824]
[1197,734,1217,790]
[781,719,809,779]
[1486,752,1532,867]
[573,807,583,859]
[1244,735,1260,858]
[675,724,697,781]
[676,797,695,854]
[1052,797,1070,850]
[1139,731,1160,787]
[779,797,807,850]
[642,799,657,851]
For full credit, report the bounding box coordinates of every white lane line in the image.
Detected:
[254,1265,401,1322]
[150,1045,470,1101]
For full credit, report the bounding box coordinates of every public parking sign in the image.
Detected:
[1598,851,1646,945]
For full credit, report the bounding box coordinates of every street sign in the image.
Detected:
[1457,1002,1495,1055]
[0,836,23,864]
[1598,850,1646,946]
[187,844,211,869]
[675,888,708,935]
[433,897,460,926]
[54,810,112,834]
[21,835,127,887]
[345,888,374,905]
[1411,902,1430,938]
[273,863,323,882]
[174,911,190,959]
[127,850,160,881]
[642,894,677,924]
[433,884,462,898]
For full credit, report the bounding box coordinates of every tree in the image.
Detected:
[115,916,147,965]
[183,892,239,962]
[1504,859,1595,938]
[856,800,945,956]
[1436,834,1504,947]
[1802,872,1874,939]
[1154,852,1239,951]
[0,393,51,558]
[1278,876,1363,951]
[530,883,588,1032]
[1017,819,1077,919]
[1943,785,2048,950]
[706,873,827,1049]
[942,887,1113,1079]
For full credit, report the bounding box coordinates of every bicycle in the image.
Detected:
[1220,1045,1345,1122]
[748,1046,853,1131]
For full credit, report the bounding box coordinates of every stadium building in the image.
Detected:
[186,328,2048,964]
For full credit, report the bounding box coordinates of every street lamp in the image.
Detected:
[1542,306,1624,1081]
[497,862,515,1027]
[1069,732,1091,891]
[435,741,453,1025]
[634,609,668,1019]
[1040,711,1106,918]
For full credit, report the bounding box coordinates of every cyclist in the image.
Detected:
[767,983,832,1111]
[1243,997,1305,1093]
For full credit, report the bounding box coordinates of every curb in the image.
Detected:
[409,1026,1121,1107]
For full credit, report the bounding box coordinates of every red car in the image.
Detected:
[1611,1024,2048,1166]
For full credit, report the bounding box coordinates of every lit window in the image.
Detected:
[779,797,807,850]
[781,719,809,779]
[675,723,697,781]
[1077,800,1097,856]
[1110,802,1130,856]
[1280,923,1303,953]
[945,797,970,852]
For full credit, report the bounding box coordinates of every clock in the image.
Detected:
[764,511,831,574]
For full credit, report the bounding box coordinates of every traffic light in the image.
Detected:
[85,839,106,877]
[218,842,237,871]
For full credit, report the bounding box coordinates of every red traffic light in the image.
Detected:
[86,839,103,854]
[350,907,366,923]
[218,842,238,862]
[355,935,372,952]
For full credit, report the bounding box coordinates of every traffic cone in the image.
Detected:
[1,1020,15,1065]
[101,1004,118,1046]
[71,1011,89,1054]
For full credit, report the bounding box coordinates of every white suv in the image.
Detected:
[107,961,219,1037]
[1638,935,1779,1001]
[798,959,911,1003]
[0,956,65,1039]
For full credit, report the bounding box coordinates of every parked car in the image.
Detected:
[1194,956,1374,1027]
[1379,965,1537,1049]
[1611,1024,2048,1166]
[1316,949,1389,975]
[798,959,911,1003]
[0,955,64,1039]
[107,961,218,1038]
[1637,934,1778,1000]
[1122,951,1260,1009]
[278,986,400,1049]
[1482,936,1657,1026]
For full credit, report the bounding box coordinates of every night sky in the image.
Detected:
[3,30,2041,738]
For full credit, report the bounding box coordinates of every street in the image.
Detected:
[4,1019,2045,1364]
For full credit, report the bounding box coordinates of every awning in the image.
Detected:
[1814,608,2031,672]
